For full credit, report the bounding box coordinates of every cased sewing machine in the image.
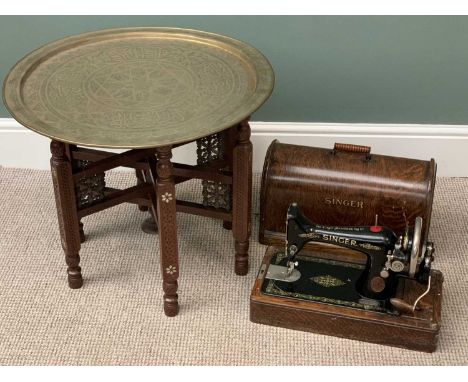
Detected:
[251,142,443,352]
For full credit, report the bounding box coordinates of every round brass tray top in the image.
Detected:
[3,28,274,148]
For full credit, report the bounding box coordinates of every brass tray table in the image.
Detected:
[3,27,274,316]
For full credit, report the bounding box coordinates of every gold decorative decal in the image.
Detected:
[316,225,365,232]
[298,232,321,239]
[264,252,385,312]
[359,243,381,251]
[264,280,385,312]
[166,265,177,275]
[310,275,346,288]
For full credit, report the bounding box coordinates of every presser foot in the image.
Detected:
[265,264,301,283]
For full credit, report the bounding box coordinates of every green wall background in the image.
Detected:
[2,15,468,124]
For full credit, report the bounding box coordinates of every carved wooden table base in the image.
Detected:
[49,121,252,316]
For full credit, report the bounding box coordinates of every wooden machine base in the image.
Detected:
[250,246,443,353]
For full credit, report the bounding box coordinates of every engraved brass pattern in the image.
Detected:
[310,275,346,288]
[3,28,274,149]
[75,160,106,209]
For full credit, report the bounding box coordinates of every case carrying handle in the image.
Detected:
[332,143,372,160]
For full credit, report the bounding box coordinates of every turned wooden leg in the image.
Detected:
[50,140,83,289]
[232,120,252,276]
[153,146,179,316]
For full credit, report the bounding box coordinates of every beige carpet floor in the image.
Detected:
[0,166,467,365]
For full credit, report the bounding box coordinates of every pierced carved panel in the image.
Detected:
[201,180,231,210]
[197,132,231,210]
[74,160,106,209]
[196,132,226,165]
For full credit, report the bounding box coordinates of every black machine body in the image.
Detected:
[283,203,435,313]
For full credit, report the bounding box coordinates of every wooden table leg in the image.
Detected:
[50,140,83,289]
[232,120,252,276]
[154,146,179,316]
[68,145,86,244]
[223,127,236,231]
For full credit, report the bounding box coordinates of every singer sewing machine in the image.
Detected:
[250,203,443,352]
[275,203,435,314]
